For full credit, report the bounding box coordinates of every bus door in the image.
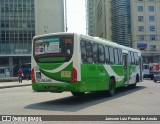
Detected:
[123,54,129,85]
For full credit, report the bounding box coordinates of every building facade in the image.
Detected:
[86,0,95,36]
[0,0,66,76]
[0,0,35,76]
[35,0,66,35]
[86,0,112,41]
[111,0,132,47]
[86,0,160,63]
[131,0,160,63]
[86,0,131,46]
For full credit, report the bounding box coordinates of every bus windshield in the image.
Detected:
[33,35,74,63]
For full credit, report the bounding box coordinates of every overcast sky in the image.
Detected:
[66,0,86,34]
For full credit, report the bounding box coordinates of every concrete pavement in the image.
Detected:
[0,79,32,89]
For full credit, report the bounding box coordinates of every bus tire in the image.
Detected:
[108,78,116,97]
[71,92,85,97]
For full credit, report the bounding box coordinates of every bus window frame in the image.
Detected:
[92,43,98,64]
[98,44,105,64]
[109,46,115,64]
[105,45,110,64]
[114,48,119,65]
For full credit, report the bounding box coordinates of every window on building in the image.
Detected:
[139,35,145,41]
[149,26,155,31]
[138,16,144,22]
[149,6,154,12]
[150,45,156,51]
[138,26,144,32]
[149,16,155,22]
[150,35,156,40]
[138,6,143,12]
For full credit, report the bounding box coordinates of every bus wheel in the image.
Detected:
[71,92,85,97]
[108,78,116,97]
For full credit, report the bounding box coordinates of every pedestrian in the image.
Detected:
[17,67,23,83]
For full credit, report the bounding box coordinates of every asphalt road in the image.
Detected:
[0,79,160,123]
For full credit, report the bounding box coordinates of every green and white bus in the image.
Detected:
[31,33,143,96]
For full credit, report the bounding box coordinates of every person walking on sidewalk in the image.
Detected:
[17,67,23,83]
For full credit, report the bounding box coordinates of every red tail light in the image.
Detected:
[71,67,77,83]
[31,68,36,82]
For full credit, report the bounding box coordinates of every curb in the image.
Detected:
[0,84,32,89]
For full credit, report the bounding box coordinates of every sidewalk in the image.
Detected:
[0,80,32,89]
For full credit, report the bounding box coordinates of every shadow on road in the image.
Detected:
[25,86,145,112]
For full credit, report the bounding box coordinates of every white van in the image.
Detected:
[0,67,10,78]
[143,64,150,78]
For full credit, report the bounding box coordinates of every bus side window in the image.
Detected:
[93,43,98,63]
[128,52,132,64]
[114,48,119,65]
[98,44,105,64]
[80,41,87,63]
[134,53,139,65]
[86,41,93,63]
[105,46,110,64]
[118,49,123,65]
[131,52,135,65]
[109,47,115,64]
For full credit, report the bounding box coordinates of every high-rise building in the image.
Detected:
[86,0,95,36]
[131,0,160,63]
[0,0,35,75]
[86,0,131,46]
[86,0,112,41]
[86,0,160,63]
[0,0,66,76]
[111,0,132,47]
[35,0,66,35]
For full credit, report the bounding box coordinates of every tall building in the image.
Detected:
[0,0,35,75]
[111,0,132,47]
[131,0,160,63]
[35,0,66,35]
[86,0,160,63]
[86,0,112,41]
[86,0,131,46]
[0,0,66,76]
[86,0,95,36]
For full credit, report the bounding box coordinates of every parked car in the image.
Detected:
[153,73,160,82]
[0,67,10,78]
